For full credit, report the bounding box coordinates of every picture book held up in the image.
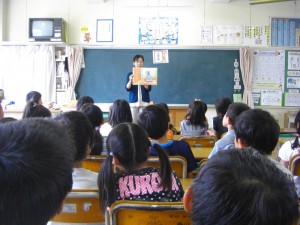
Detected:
[132,67,158,86]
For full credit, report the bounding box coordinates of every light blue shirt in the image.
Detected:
[208,130,235,158]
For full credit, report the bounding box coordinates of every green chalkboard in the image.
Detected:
[76,49,239,104]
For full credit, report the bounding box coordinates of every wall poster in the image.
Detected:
[139,17,178,45]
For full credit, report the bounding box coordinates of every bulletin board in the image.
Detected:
[252,49,300,107]
[284,50,300,106]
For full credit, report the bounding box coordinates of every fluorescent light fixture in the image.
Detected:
[249,0,293,5]
[210,0,231,3]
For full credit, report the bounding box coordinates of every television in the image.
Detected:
[28,18,67,42]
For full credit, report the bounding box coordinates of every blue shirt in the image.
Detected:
[150,140,198,173]
[125,72,151,103]
[208,129,235,158]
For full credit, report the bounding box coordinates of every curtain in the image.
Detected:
[239,48,254,108]
[66,45,84,101]
[0,45,55,105]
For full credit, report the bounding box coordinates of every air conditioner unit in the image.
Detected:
[249,0,293,5]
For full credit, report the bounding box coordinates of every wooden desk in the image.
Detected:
[280,128,297,134]
[191,147,212,160]
[180,178,193,191]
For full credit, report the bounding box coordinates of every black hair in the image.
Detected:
[54,111,93,162]
[156,103,178,134]
[133,54,144,62]
[191,147,299,225]
[234,109,280,155]
[107,99,132,127]
[138,104,169,139]
[291,110,300,149]
[0,118,73,225]
[0,117,17,123]
[214,97,232,117]
[98,123,172,212]
[225,102,250,126]
[76,96,94,111]
[22,101,52,119]
[26,91,42,104]
[185,100,207,126]
[80,103,104,155]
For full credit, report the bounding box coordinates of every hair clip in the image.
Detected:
[150,141,155,148]
[95,126,100,131]
[195,98,201,102]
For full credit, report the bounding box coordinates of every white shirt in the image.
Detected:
[72,168,98,190]
[100,122,113,137]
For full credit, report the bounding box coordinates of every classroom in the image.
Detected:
[1,1,300,225]
[1,0,300,129]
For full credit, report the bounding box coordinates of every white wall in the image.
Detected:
[2,0,300,128]
[3,0,300,45]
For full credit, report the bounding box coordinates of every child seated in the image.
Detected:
[98,123,184,212]
[180,99,208,136]
[184,148,299,225]
[208,102,250,158]
[54,111,98,190]
[0,118,73,225]
[138,104,198,178]
[210,97,232,139]
[278,109,300,197]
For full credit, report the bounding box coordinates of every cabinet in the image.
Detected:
[55,46,67,104]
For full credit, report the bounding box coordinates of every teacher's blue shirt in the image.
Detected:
[125,72,151,103]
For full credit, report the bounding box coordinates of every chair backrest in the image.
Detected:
[147,155,188,178]
[179,135,217,147]
[82,155,107,173]
[109,200,191,225]
[50,191,104,224]
[289,154,300,176]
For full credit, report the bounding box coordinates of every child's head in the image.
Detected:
[80,103,103,128]
[76,95,94,111]
[184,147,299,225]
[214,97,232,117]
[0,118,73,225]
[22,102,52,119]
[107,123,150,171]
[132,54,144,67]
[98,122,172,211]
[54,111,93,162]
[138,104,169,139]
[223,102,250,127]
[26,91,42,105]
[186,99,206,126]
[234,109,280,155]
[108,99,132,127]
[80,103,104,155]
[291,110,300,149]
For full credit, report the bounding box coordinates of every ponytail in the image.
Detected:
[292,128,300,150]
[152,143,172,190]
[98,154,116,212]
[90,129,103,155]
[22,101,35,119]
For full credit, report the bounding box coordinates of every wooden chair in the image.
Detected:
[109,200,191,225]
[179,135,217,148]
[50,191,105,224]
[147,155,188,178]
[289,154,300,176]
[82,155,107,173]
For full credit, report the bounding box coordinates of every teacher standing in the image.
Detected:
[125,54,151,123]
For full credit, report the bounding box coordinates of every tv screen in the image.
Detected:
[32,20,53,37]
